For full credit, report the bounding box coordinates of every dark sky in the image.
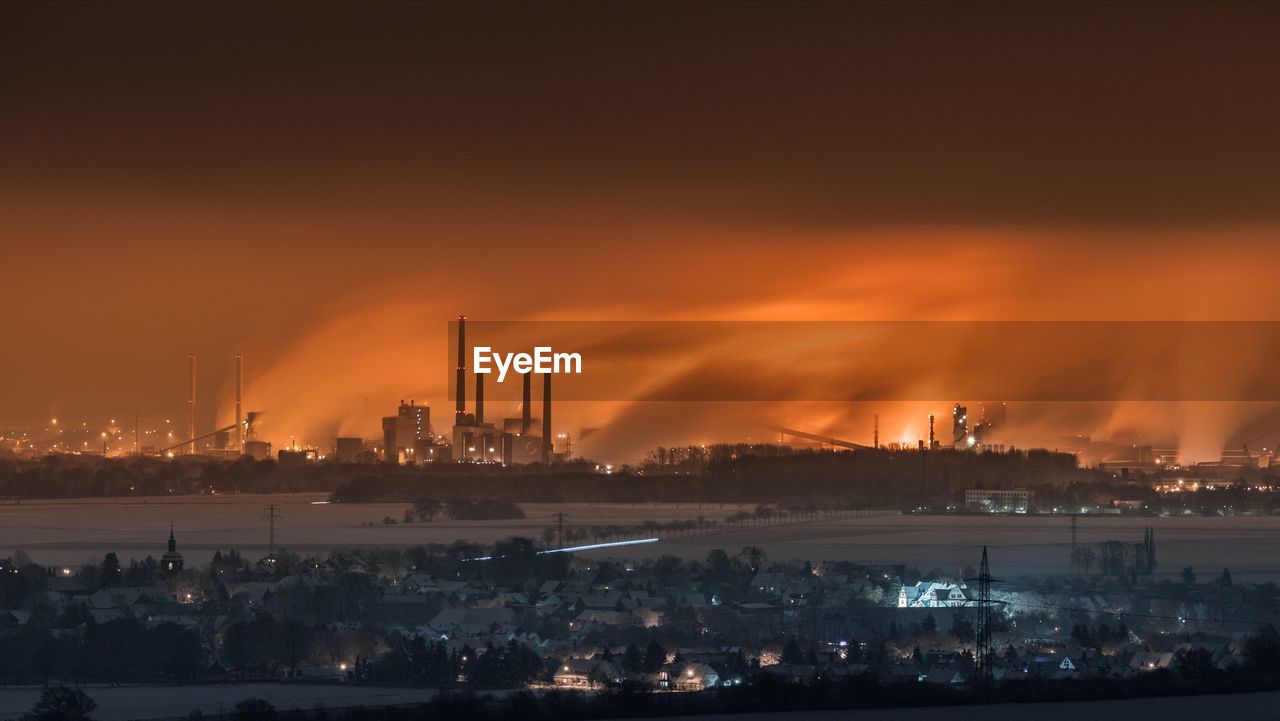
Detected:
[6,1,1280,223]
[4,1,1280,459]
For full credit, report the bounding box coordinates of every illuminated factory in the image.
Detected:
[382,400,443,464]
[373,315,560,466]
[952,402,1008,452]
[17,316,573,466]
[137,352,276,460]
[447,315,558,465]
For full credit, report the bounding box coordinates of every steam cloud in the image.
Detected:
[222,228,1280,465]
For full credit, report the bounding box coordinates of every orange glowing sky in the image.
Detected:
[5,2,1280,462]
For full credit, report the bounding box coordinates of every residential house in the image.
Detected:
[553,658,624,688]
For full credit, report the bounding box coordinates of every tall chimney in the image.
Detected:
[187,353,197,455]
[521,372,531,434]
[928,414,935,449]
[455,315,466,422]
[873,414,879,449]
[475,370,485,425]
[235,353,243,452]
[382,417,399,465]
[542,373,552,463]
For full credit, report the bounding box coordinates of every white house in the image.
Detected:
[898,582,971,608]
[652,663,721,691]
[553,658,624,688]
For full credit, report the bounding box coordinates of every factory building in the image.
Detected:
[952,401,1010,451]
[243,440,271,461]
[413,437,451,463]
[450,315,552,464]
[503,416,540,435]
[449,318,500,462]
[971,401,1006,447]
[964,488,1033,513]
[333,436,366,463]
[382,400,436,464]
[952,404,969,449]
[979,401,1006,428]
[278,448,319,465]
[450,315,501,462]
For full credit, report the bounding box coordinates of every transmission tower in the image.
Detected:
[968,546,1003,696]
[263,503,283,558]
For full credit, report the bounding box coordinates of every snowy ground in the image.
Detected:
[0,683,440,721]
[0,683,1264,721]
[2,494,1279,581]
[623,690,1272,721]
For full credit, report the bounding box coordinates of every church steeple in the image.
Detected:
[163,523,184,573]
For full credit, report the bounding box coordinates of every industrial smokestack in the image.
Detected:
[235,353,243,452]
[475,369,485,425]
[382,417,399,465]
[187,353,197,455]
[542,373,552,464]
[928,414,935,449]
[521,372,531,434]
[873,414,879,449]
[455,315,466,422]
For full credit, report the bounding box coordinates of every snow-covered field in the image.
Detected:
[0,683,1269,721]
[0,494,755,565]
[3,494,1280,581]
[625,690,1278,721]
[0,682,440,721]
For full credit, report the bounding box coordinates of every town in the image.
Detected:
[3,510,1280,719]
[8,0,1280,718]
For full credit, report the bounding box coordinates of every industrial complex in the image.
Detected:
[8,315,1280,483]
[3,315,574,468]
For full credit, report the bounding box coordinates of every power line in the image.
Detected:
[996,579,1280,614]
[263,503,283,558]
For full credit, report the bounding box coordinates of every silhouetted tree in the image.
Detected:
[1245,625,1280,672]
[921,612,937,633]
[781,638,804,665]
[643,639,667,672]
[950,615,974,642]
[99,553,122,588]
[739,546,766,572]
[621,643,644,674]
[412,498,443,521]
[1175,647,1217,678]
[21,685,96,721]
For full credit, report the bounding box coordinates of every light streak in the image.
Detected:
[466,537,660,562]
[543,537,660,555]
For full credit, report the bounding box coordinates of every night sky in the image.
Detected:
[5,2,1280,461]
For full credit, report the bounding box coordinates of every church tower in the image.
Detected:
[162,524,185,574]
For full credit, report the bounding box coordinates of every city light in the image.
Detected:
[1,3,1276,714]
